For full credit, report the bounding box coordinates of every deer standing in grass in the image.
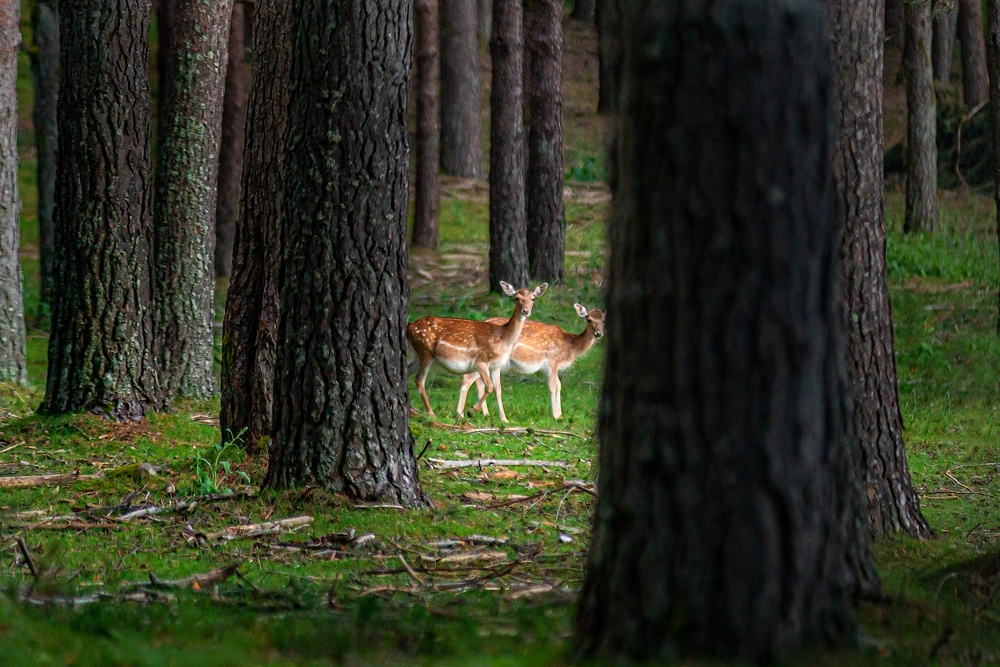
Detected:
[457,303,605,419]
[407,282,548,423]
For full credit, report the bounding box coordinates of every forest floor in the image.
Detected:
[0,13,999,667]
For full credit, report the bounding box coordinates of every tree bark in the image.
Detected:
[886,0,904,47]
[574,1,859,661]
[30,0,58,312]
[571,0,594,22]
[0,0,26,384]
[595,0,620,114]
[904,0,938,233]
[220,0,289,450]
[440,0,483,178]
[832,0,934,542]
[215,2,249,279]
[477,0,492,43]
[412,0,440,249]
[489,0,529,292]
[153,0,233,399]
[42,0,163,420]
[987,2,1000,333]
[933,5,957,84]
[959,0,990,107]
[525,0,565,284]
[265,0,427,507]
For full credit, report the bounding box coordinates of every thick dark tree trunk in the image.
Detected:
[0,0,25,384]
[43,0,163,420]
[574,1,859,661]
[959,0,990,107]
[904,0,938,233]
[489,0,529,292]
[987,2,1000,333]
[595,0,620,114]
[215,2,249,279]
[155,0,173,135]
[525,0,565,284]
[265,0,427,507]
[440,0,483,178]
[412,0,440,249]
[571,0,594,22]
[30,0,58,312]
[154,0,232,399]
[832,0,934,542]
[886,0,904,45]
[220,0,288,450]
[477,0,491,43]
[933,6,957,84]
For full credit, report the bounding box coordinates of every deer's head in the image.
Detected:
[500,281,548,318]
[575,303,605,339]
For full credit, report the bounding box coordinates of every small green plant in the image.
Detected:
[566,155,603,183]
[192,429,251,495]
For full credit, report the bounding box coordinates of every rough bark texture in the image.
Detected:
[154,0,233,399]
[595,0,620,114]
[574,1,858,661]
[489,0,529,292]
[0,0,25,384]
[42,0,163,420]
[832,0,933,542]
[933,6,957,84]
[440,0,483,178]
[525,0,565,284]
[904,0,938,233]
[987,2,1000,333]
[571,0,594,22]
[220,0,288,449]
[30,0,58,311]
[265,0,427,508]
[886,0,904,46]
[959,0,989,107]
[215,2,249,279]
[412,0,440,249]
[477,0,492,43]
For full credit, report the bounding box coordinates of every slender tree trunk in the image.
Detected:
[215,2,249,279]
[412,0,440,249]
[904,0,937,233]
[440,0,483,178]
[986,2,1000,333]
[959,0,990,106]
[220,0,289,450]
[575,1,860,661]
[30,0,58,312]
[571,0,594,22]
[43,0,163,420]
[0,0,25,384]
[265,0,427,507]
[525,0,565,284]
[933,6,957,84]
[595,0,620,114]
[154,0,233,399]
[832,0,934,542]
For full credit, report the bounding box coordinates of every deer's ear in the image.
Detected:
[500,281,516,296]
[574,303,588,318]
[533,283,548,298]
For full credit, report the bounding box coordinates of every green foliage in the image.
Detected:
[191,429,251,495]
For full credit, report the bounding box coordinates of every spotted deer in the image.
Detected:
[407,282,548,423]
[457,303,605,420]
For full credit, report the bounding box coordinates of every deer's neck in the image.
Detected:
[500,311,528,350]
[571,325,597,357]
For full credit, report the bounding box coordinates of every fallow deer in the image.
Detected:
[457,303,605,419]
[407,281,548,423]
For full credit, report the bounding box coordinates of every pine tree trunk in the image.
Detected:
[154,0,233,399]
[571,0,594,22]
[412,0,440,249]
[986,2,1000,333]
[215,2,249,279]
[477,0,492,43]
[595,0,620,114]
[0,0,26,384]
[832,0,933,542]
[959,0,990,107]
[574,1,859,661]
[489,0,529,292]
[933,6,957,84]
[886,0,904,47]
[440,0,483,178]
[265,0,427,507]
[30,0,58,312]
[42,0,163,420]
[904,0,937,233]
[525,0,565,284]
[220,0,289,450]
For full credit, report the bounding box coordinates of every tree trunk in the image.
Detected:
[30,0,58,312]
[265,0,427,507]
[42,0,163,420]
[489,0,529,292]
[595,0,620,114]
[220,0,289,450]
[959,0,990,107]
[525,0,565,284]
[933,6,957,84]
[571,0,594,22]
[832,0,934,541]
[154,0,233,399]
[412,0,440,249]
[904,0,937,233]
[155,0,173,136]
[0,0,26,384]
[440,0,483,178]
[477,0,492,43]
[986,2,1000,333]
[886,0,904,47]
[215,2,249,279]
[574,1,859,661]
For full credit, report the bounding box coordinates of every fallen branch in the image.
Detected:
[147,563,241,590]
[0,471,102,488]
[484,482,596,510]
[442,425,585,439]
[14,536,38,579]
[198,515,313,542]
[425,458,569,470]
